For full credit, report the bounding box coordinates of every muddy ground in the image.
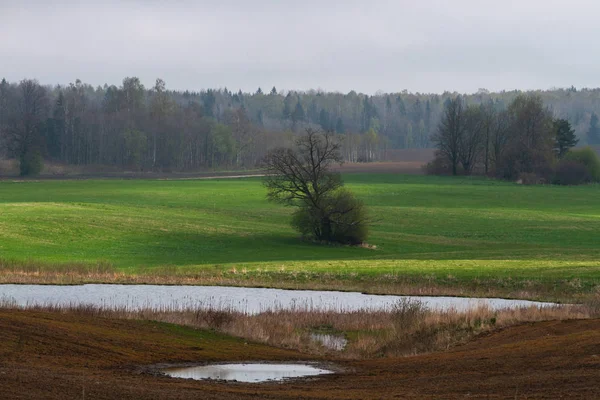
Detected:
[0,309,599,399]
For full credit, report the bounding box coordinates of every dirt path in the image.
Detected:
[1,310,598,399]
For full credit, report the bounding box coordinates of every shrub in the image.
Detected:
[390,298,427,330]
[518,172,543,185]
[291,189,369,245]
[553,160,592,185]
[19,148,43,176]
[423,153,460,175]
[564,147,600,182]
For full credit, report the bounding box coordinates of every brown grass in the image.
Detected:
[5,296,598,360]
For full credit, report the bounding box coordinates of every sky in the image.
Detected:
[1,0,599,94]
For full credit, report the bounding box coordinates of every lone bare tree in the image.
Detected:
[262,129,368,244]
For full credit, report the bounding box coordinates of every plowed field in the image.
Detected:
[1,310,599,399]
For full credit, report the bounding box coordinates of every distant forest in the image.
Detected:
[1,77,599,174]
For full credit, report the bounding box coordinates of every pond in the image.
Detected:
[0,284,554,313]
[162,363,333,383]
[310,333,348,351]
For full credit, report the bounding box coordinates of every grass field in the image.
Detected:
[1,174,599,301]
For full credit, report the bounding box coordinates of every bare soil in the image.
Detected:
[0,148,434,180]
[1,309,599,399]
[334,161,426,174]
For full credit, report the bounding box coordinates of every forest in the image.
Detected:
[1,77,599,175]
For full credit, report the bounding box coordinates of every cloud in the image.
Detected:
[1,0,599,93]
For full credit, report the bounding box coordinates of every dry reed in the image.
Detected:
[2,297,598,360]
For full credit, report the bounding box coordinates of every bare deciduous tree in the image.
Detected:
[459,105,486,175]
[263,128,368,244]
[432,96,464,176]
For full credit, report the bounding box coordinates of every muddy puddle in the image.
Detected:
[0,284,555,313]
[162,363,333,383]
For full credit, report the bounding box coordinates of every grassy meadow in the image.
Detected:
[0,174,599,301]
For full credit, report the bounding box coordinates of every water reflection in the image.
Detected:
[0,284,555,314]
[310,333,348,351]
[163,363,333,382]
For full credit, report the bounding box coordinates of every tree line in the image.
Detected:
[431,94,600,184]
[0,78,290,175]
[1,76,600,175]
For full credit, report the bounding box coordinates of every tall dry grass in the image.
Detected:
[3,297,598,359]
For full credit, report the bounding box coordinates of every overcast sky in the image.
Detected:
[1,0,599,94]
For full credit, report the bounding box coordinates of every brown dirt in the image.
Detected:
[1,310,599,399]
[382,148,435,163]
[334,161,426,174]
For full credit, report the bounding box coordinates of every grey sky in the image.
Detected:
[1,0,599,94]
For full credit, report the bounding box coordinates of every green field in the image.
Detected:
[1,174,599,301]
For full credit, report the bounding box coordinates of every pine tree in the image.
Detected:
[319,109,330,131]
[291,100,305,131]
[282,93,293,120]
[553,118,578,157]
[335,117,345,134]
[588,113,600,145]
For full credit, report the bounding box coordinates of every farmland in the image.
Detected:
[1,173,599,301]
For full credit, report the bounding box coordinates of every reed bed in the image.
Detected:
[2,296,598,359]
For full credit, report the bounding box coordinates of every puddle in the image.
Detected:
[310,333,347,351]
[162,363,333,383]
[0,284,556,313]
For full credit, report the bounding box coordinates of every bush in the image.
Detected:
[291,189,369,245]
[19,148,43,176]
[564,147,600,182]
[553,160,592,185]
[391,298,427,330]
[518,172,543,185]
[423,153,460,175]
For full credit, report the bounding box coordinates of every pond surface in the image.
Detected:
[0,284,554,314]
[310,333,348,351]
[162,363,333,383]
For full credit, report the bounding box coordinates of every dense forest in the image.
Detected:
[1,77,599,175]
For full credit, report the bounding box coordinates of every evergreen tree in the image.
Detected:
[308,99,319,123]
[201,89,216,117]
[319,109,330,131]
[270,86,277,95]
[291,100,305,130]
[397,95,406,115]
[412,99,423,124]
[588,113,600,145]
[553,118,578,158]
[361,97,377,132]
[282,93,293,120]
[335,117,345,133]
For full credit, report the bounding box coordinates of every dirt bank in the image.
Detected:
[0,310,598,399]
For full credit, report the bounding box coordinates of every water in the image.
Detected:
[162,363,333,383]
[310,333,348,351]
[0,284,555,314]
